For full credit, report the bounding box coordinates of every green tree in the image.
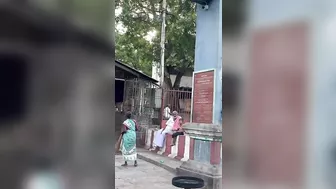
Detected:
[116,32,154,76]
[116,0,196,89]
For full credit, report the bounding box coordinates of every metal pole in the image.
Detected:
[160,0,167,87]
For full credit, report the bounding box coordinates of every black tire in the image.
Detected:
[172,176,205,188]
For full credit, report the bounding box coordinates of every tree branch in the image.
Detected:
[135,2,159,18]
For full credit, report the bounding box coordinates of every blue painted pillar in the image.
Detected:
[194,0,222,125]
[192,0,222,164]
[176,1,222,189]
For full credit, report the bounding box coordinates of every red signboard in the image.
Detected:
[191,70,214,123]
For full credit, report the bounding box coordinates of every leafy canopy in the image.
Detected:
[116,0,196,88]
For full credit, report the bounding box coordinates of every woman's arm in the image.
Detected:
[178,117,184,131]
[121,124,128,135]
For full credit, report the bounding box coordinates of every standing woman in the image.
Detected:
[120,111,138,166]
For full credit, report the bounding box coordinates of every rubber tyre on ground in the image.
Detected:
[172,176,205,188]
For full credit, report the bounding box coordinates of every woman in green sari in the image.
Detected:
[120,112,138,166]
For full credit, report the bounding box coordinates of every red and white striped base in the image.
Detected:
[145,128,222,162]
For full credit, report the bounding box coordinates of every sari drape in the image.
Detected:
[120,119,137,161]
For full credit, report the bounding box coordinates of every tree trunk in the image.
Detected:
[172,71,184,89]
[163,70,185,112]
[164,67,173,89]
[169,71,185,112]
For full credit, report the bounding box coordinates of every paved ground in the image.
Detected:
[115,155,177,189]
[137,148,183,173]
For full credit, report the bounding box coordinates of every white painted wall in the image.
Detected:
[170,75,192,88]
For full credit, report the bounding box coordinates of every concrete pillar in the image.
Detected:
[176,0,222,188]
[193,0,222,125]
[177,123,222,189]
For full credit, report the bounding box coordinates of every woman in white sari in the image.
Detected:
[151,111,178,150]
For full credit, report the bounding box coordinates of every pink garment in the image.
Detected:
[172,116,182,131]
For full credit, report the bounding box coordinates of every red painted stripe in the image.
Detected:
[175,136,186,160]
[210,141,221,165]
[164,135,172,156]
[189,138,195,160]
[161,120,167,129]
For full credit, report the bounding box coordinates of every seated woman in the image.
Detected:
[151,111,179,150]
[171,116,184,146]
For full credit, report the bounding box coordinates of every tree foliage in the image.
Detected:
[116,0,196,88]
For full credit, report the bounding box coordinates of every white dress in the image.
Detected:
[162,116,174,134]
[153,116,174,148]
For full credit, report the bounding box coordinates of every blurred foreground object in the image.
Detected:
[0,1,114,189]
[22,156,64,189]
[231,0,336,188]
